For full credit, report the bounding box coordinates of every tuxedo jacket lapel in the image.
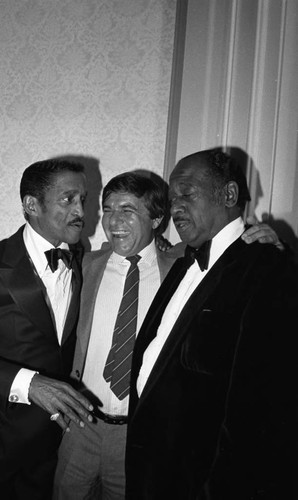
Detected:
[1,227,82,344]
[132,238,245,409]
[0,228,55,337]
[61,256,82,344]
[133,258,188,365]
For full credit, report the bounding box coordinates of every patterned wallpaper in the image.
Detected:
[0,0,176,249]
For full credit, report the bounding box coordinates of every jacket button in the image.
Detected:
[75,370,80,378]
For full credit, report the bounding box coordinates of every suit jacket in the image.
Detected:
[125,237,298,500]
[0,226,82,480]
[71,241,185,384]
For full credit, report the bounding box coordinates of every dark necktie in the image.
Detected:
[183,241,211,271]
[44,248,73,273]
[103,255,141,400]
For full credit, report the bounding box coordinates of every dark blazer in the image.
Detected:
[126,236,297,500]
[0,226,82,482]
[71,241,184,384]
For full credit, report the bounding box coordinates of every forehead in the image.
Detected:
[104,191,149,211]
[169,162,208,189]
[46,171,86,194]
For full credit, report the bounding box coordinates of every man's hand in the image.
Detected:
[242,215,284,250]
[29,374,94,432]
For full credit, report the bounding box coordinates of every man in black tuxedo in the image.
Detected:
[125,149,297,500]
[0,159,93,499]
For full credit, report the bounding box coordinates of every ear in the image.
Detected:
[23,195,39,218]
[224,181,238,208]
[152,216,164,230]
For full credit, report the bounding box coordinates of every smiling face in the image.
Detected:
[102,191,158,256]
[24,170,87,247]
[169,161,228,249]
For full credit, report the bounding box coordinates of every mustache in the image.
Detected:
[173,216,188,224]
[69,217,84,225]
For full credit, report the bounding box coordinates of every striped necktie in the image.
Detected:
[103,255,141,400]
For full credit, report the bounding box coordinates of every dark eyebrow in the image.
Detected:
[121,203,138,209]
[62,187,87,195]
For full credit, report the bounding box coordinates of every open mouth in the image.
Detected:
[69,220,84,230]
[111,230,130,238]
[174,219,190,231]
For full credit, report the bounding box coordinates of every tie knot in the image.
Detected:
[126,255,141,266]
[45,248,73,273]
[184,241,211,272]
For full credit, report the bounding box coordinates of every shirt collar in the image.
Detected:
[208,217,245,268]
[23,222,69,275]
[110,238,157,267]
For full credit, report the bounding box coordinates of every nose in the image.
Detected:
[73,199,84,218]
[109,210,125,225]
[170,197,185,216]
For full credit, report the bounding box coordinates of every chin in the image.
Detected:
[65,235,81,245]
[114,248,131,256]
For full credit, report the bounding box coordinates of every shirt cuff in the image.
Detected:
[9,368,39,404]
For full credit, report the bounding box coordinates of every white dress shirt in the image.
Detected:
[137,217,245,396]
[9,222,73,404]
[82,239,161,416]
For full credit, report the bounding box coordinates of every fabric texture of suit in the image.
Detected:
[125,237,297,500]
[0,226,82,492]
[71,241,184,385]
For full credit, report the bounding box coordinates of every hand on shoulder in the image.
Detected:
[241,215,284,250]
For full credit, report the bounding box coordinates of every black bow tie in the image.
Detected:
[183,241,211,271]
[44,248,73,273]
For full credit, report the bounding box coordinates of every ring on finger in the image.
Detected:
[50,412,60,422]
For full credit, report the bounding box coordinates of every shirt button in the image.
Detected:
[9,394,19,402]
